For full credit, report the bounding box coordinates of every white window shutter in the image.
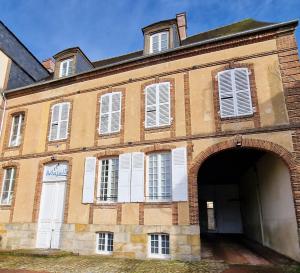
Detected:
[233,68,253,116]
[82,157,96,203]
[171,147,188,201]
[49,104,60,140]
[158,82,170,126]
[151,34,159,53]
[161,32,168,51]
[145,84,157,128]
[111,92,121,133]
[100,94,110,134]
[218,70,235,118]
[131,152,145,202]
[118,153,131,202]
[59,103,70,139]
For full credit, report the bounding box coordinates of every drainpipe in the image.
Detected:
[0,91,7,138]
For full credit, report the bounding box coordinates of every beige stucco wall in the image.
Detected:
[241,153,300,261]
[0,50,10,90]
[0,39,288,157]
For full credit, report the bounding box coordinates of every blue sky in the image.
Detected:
[0,0,299,62]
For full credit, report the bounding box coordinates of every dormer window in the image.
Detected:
[59,58,74,77]
[150,31,169,54]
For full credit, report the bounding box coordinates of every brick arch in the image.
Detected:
[32,156,72,223]
[188,137,297,226]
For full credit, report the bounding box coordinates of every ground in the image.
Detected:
[0,255,299,273]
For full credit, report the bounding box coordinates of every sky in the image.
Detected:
[0,0,299,62]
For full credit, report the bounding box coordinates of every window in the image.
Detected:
[150,32,169,53]
[96,232,114,254]
[207,201,216,231]
[218,68,253,118]
[145,82,170,128]
[99,92,121,134]
[97,158,119,202]
[148,234,170,258]
[147,152,171,201]
[49,102,70,141]
[0,168,16,205]
[9,113,24,147]
[59,59,74,77]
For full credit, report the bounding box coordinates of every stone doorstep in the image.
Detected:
[0,249,77,258]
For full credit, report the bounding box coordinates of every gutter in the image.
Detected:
[4,19,298,95]
[0,92,7,137]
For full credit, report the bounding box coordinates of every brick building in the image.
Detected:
[0,13,300,261]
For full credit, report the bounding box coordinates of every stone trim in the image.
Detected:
[2,109,28,155]
[6,27,295,99]
[188,137,297,228]
[32,156,72,223]
[94,88,126,146]
[45,98,73,151]
[211,62,261,132]
[94,150,122,159]
[140,78,176,141]
[0,161,20,223]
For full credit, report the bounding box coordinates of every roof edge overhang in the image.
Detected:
[4,19,298,97]
[142,18,177,33]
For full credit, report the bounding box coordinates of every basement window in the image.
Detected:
[96,232,114,254]
[148,233,170,259]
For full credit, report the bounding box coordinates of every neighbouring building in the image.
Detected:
[0,13,300,261]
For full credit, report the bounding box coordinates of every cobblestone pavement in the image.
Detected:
[0,255,299,273]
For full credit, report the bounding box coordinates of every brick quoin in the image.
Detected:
[187,137,300,240]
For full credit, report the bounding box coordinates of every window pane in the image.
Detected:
[150,234,159,254]
[148,154,158,200]
[98,233,106,251]
[110,158,119,201]
[160,153,171,200]
[107,233,114,252]
[161,234,170,255]
[1,168,15,205]
[100,160,109,201]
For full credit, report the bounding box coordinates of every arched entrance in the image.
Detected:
[190,138,300,262]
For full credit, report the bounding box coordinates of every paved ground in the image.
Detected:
[0,255,299,273]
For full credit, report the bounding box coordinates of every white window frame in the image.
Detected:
[97,157,119,203]
[9,113,24,147]
[99,92,122,135]
[146,152,172,202]
[59,58,73,77]
[145,82,171,128]
[217,68,253,118]
[148,233,170,259]
[48,102,70,141]
[96,232,114,254]
[150,31,169,53]
[0,168,16,206]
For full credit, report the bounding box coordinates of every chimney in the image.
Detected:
[42,58,55,73]
[176,12,187,41]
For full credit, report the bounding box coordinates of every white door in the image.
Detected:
[36,181,66,249]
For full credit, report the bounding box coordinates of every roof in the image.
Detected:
[53,46,95,67]
[91,19,291,69]
[93,50,143,68]
[142,18,177,33]
[4,18,298,95]
[182,18,275,45]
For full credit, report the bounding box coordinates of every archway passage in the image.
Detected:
[197,148,300,263]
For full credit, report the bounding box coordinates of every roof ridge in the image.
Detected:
[186,18,274,40]
[92,49,143,63]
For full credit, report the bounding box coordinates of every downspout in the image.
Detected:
[0,91,7,138]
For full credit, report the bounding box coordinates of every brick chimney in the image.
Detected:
[176,12,187,41]
[42,58,55,73]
